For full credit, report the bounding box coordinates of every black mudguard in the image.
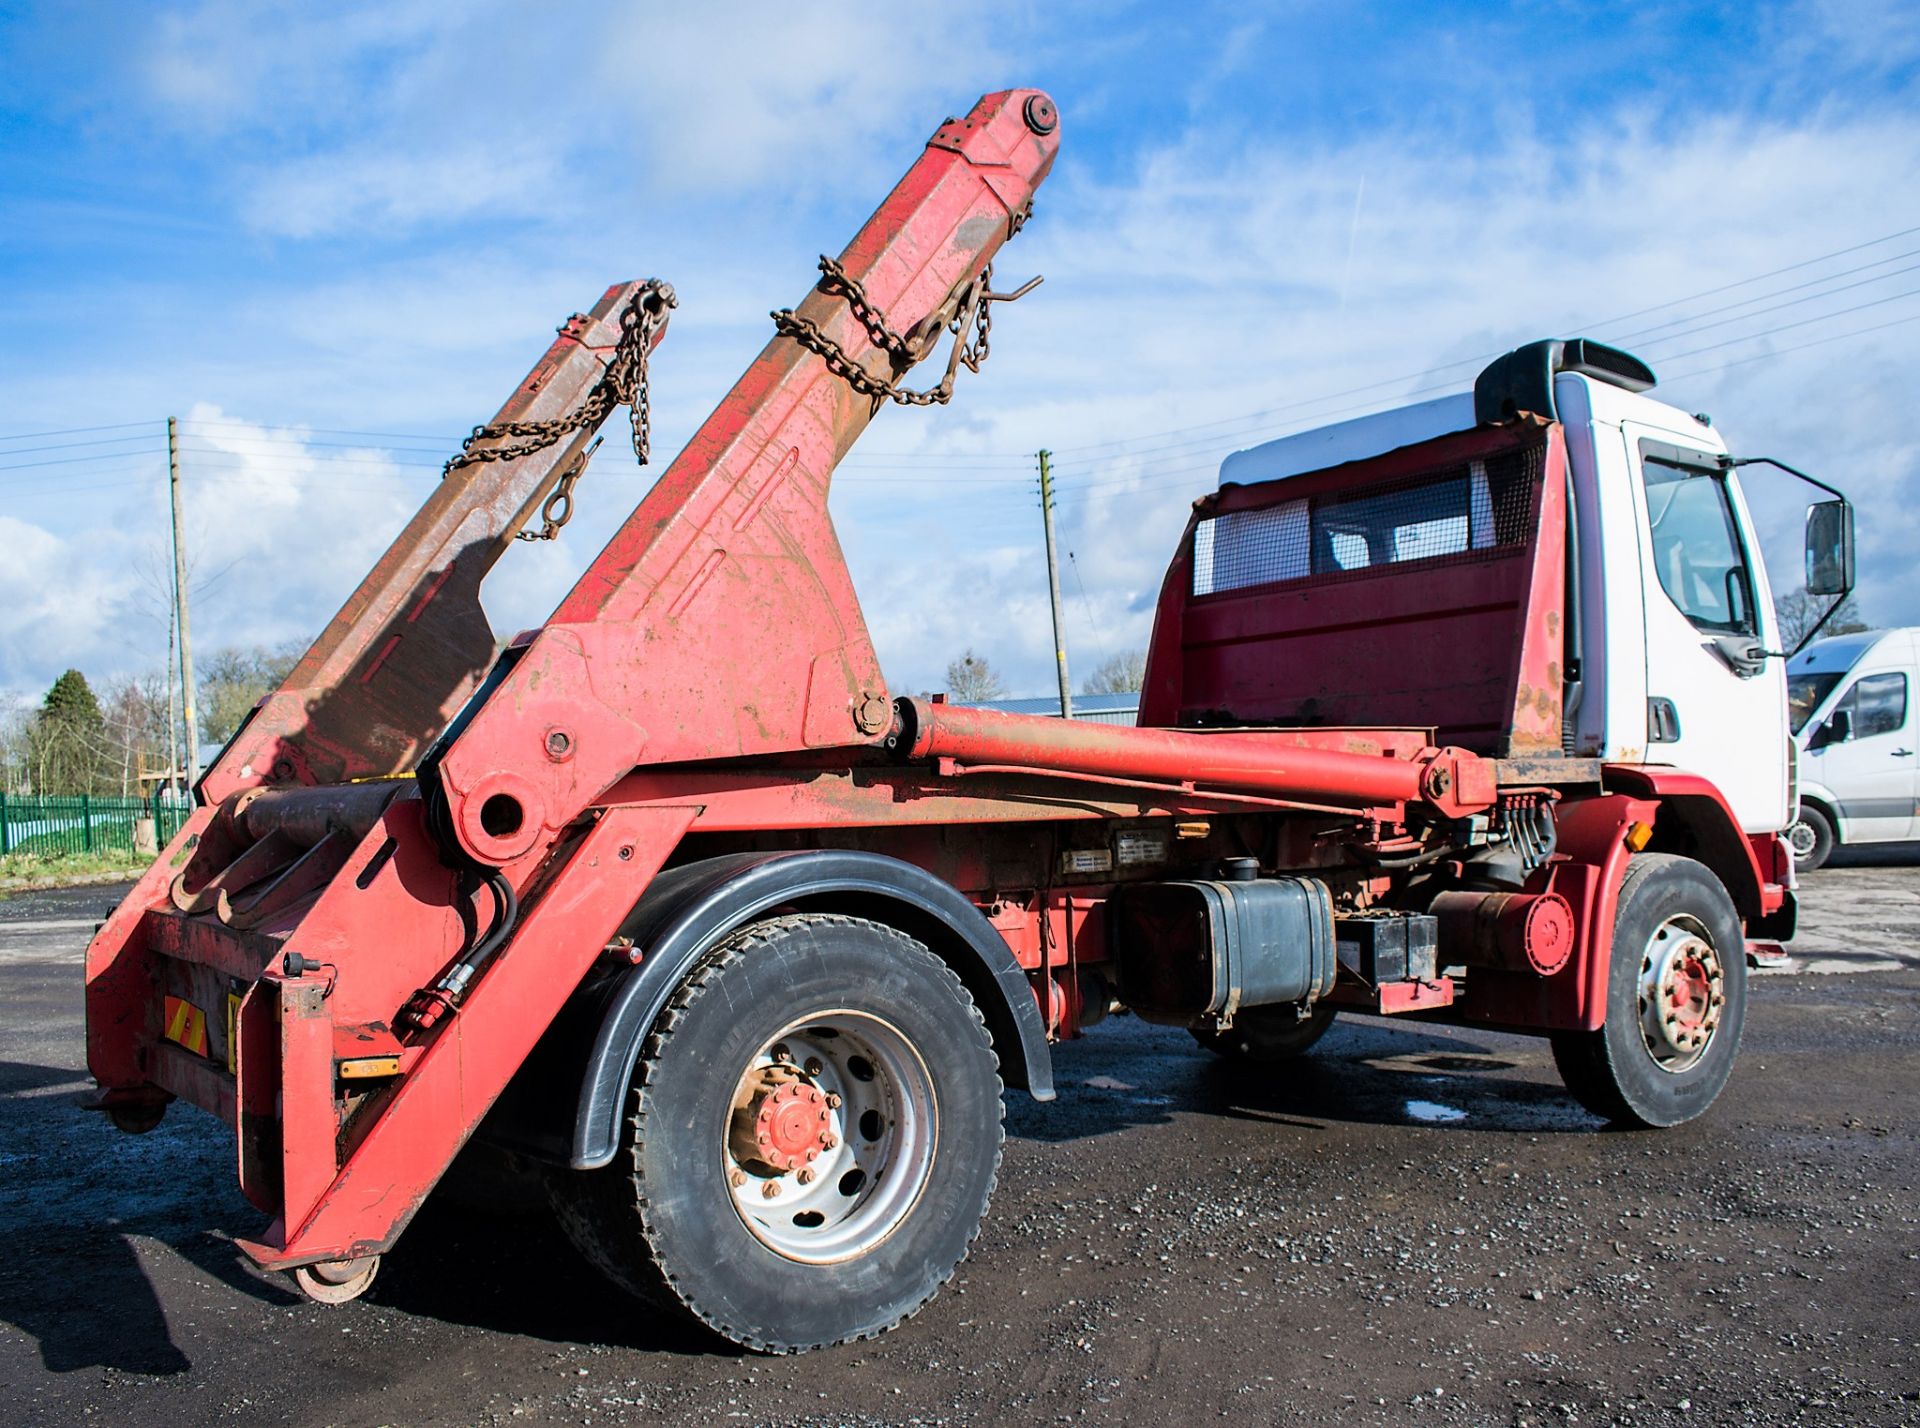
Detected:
[485,850,1055,1168]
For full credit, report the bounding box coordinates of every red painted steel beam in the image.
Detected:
[203,280,675,803]
[901,697,1498,818]
[239,803,697,1268]
[433,90,1061,867]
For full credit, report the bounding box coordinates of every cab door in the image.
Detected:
[1807,670,1917,841]
[1625,427,1788,831]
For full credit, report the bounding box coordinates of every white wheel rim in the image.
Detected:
[1635,914,1726,1074]
[723,1010,936,1264]
[1785,819,1817,859]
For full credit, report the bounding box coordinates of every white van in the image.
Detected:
[1786,626,1920,869]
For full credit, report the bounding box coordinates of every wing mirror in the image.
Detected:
[1805,500,1854,597]
[1808,707,1852,750]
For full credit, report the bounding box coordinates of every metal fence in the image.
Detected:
[0,791,194,860]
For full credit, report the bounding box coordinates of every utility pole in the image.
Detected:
[1037,450,1073,719]
[164,600,179,793]
[168,417,200,788]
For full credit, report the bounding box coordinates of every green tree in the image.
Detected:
[31,668,111,793]
[1082,648,1146,695]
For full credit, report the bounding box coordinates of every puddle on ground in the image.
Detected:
[1403,1099,1469,1124]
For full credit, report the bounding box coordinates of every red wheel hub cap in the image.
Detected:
[752,1081,832,1171]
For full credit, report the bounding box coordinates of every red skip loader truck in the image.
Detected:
[85,89,1855,1351]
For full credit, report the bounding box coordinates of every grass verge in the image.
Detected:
[0,850,149,895]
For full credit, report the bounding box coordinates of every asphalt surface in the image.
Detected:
[3,856,1918,1428]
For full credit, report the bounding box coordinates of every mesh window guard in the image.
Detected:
[1192,442,1544,597]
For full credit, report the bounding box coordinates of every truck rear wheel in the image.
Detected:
[1191,1002,1337,1061]
[547,914,1004,1353]
[1550,854,1747,1128]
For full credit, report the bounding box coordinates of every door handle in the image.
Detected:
[1895,748,1914,757]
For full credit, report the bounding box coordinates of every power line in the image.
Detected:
[1573,222,1920,332]
[1655,285,1920,363]
[1662,310,1920,382]
[866,219,1920,467]
[1609,245,1920,344]
[0,419,157,443]
[0,449,174,473]
[0,433,165,458]
[1624,267,1920,351]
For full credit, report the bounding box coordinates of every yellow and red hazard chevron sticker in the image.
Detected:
[162,995,209,1057]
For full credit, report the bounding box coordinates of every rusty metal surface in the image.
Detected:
[239,782,400,847]
[202,280,674,801]
[1493,755,1606,786]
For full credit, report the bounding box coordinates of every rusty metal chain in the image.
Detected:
[444,278,678,481]
[772,255,1028,408]
[515,437,602,542]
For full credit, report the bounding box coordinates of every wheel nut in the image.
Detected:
[771,1043,791,1062]
[797,1168,816,1185]
[826,1092,843,1109]
[728,1168,746,1188]
[761,1181,782,1199]
[805,1057,824,1076]
[821,1133,838,1150]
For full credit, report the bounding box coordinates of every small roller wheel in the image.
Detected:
[1192,1001,1338,1061]
[107,1102,167,1135]
[291,1255,380,1305]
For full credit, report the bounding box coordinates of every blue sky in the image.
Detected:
[3,0,1918,703]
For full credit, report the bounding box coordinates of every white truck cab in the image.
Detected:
[1218,338,1852,840]
[1786,627,1920,868]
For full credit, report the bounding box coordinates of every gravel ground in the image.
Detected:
[3,859,1917,1428]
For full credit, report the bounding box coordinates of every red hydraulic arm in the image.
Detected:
[203,280,677,801]
[899,698,1498,819]
[428,90,1063,867]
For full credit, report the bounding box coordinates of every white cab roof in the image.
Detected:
[1219,393,1475,487]
[1216,373,1722,489]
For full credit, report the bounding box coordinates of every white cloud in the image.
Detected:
[139,2,1020,238]
[13,7,1919,708]
[829,107,1920,695]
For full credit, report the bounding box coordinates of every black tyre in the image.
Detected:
[1785,804,1835,872]
[1191,1001,1338,1061]
[548,914,1004,1352]
[1550,854,1747,1128]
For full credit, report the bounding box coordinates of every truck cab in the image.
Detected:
[1787,626,1920,868]
[1151,338,1829,841]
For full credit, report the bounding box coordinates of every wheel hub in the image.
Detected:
[722,1013,934,1265]
[1785,820,1817,858]
[1637,917,1725,1073]
[736,1078,834,1172]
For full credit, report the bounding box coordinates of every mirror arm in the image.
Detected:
[1788,593,1851,659]
[1722,454,1848,502]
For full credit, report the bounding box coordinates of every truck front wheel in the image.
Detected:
[547,914,1004,1353]
[1550,854,1747,1128]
